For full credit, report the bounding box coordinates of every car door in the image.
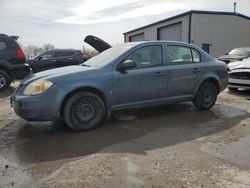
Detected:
[165,44,204,99]
[30,51,56,72]
[112,44,168,109]
[54,51,77,68]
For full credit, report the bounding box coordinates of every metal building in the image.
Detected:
[123,10,250,57]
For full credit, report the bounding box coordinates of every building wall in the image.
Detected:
[124,15,190,43]
[191,13,250,57]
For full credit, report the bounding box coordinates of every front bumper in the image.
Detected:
[11,84,66,121]
[228,78,250,89]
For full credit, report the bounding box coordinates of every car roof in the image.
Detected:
[128,40,189,45]
[125,40,197,48]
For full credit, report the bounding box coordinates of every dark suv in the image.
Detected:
[27,49,87,73]
[0,34,30,91]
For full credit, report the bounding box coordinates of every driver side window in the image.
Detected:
[39,51,55,60]
[126,45,163,69]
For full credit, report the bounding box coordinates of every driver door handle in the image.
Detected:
[153,71,166,77]
[192,68,201,73]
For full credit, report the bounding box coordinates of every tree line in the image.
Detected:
[23,44,99,59]
[23,44,55,59]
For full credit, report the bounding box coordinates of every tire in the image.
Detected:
[193,82,218,111]
[63,92,105,131]
[228,87,237,91]
[0,70,11,91]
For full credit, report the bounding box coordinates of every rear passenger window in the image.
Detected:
[167,45,201,64]
[0,40,7,51]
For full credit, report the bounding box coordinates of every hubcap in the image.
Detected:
[73,100,96,122]
[202,90,213,103]
[0,75,6,89]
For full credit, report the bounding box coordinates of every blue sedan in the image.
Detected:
[11,40,228,131]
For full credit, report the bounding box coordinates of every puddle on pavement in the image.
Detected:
[212,103,247,118]
[200,135,250,169]
[0,101,249,187]
[0,102,247,163]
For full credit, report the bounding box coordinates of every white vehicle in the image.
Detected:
[228,57,250,90]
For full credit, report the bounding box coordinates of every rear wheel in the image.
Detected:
[0,70,11,91]
[63,92,105,131]
[193,82,217,111]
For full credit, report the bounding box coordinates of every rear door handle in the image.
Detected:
[192,68,201,73]
[153,72,166,77]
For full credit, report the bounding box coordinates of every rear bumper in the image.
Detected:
[10,64,31,80]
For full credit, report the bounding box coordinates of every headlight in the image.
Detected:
[23,80,54,96]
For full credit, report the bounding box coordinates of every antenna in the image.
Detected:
[233,2,237,13]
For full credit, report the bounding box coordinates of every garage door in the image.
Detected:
[129,33,144,42]
[158,23,182,41]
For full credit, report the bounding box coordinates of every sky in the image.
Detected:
[0,0,250,50]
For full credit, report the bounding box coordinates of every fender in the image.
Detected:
[58,83,113,120]
[194,72,220,95]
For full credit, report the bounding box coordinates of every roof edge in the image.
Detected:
[123,10,250,35]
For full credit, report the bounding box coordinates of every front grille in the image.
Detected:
[229,72,250,80]
[228,82,250,87]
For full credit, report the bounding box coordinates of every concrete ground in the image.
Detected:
[0,84,250,188]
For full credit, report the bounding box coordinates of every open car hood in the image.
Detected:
[84,35,112,53]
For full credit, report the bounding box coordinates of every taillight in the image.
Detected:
[16,48,26,59]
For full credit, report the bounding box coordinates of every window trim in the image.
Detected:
[191,48,201,63]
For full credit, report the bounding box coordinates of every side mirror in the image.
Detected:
[37,56,43,60]
[225,52,229,55]
[117,60,137,72]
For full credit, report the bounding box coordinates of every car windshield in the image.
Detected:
[82,43,137,68]
[229,49,250,56]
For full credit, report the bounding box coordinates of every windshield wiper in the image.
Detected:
[81,64,91,67]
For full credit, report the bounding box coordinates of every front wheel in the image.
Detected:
[63,92,105,131]
[193,82,218,111]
